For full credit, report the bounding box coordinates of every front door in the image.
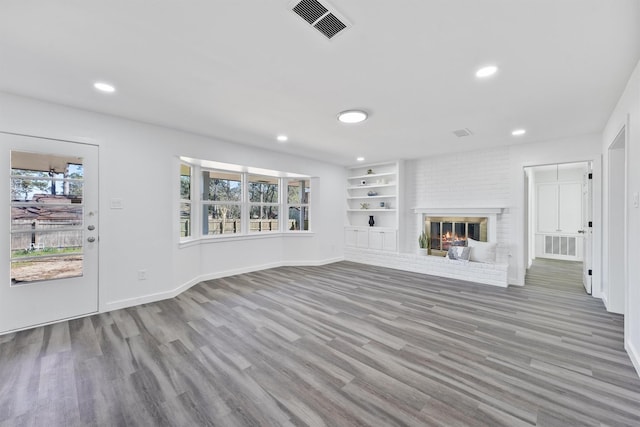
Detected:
[0,133,99,333]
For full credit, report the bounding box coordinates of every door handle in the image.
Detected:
[577,230,585,234]
[87,225,95,231]
[87,237,96,243]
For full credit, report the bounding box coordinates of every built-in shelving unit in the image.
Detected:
[345,161,401,252]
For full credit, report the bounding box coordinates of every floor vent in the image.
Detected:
[452,128,473,137]
[291,0,350,40]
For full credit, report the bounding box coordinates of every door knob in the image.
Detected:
[577,230,585,234]
[87,237,96,243]
[87,225,95,231]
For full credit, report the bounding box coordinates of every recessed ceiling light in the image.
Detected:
[512,129,526,136]
[338,110,368,124]
[475,65,498,78]
[356,157,365,162]
[94,82,115,93]
[276,135,288,142]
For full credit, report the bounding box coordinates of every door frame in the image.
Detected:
[524,161,595,293]
[0,131,100,334]
[606,124,628,315]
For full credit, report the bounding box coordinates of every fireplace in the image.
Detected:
[426,216,488,253]
[412,207,503,256]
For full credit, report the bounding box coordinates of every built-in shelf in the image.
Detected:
[346,183,396,190]
[347,195,396,200]
[347,209,397,212]
[346,161,401,252]
[348,172,396,180]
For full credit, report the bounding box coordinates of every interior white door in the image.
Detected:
[582,165,593,294]
[0,133,99,333]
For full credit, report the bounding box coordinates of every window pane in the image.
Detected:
[180,164,191,200]
[12,255,83,284]
[248,175,278,203]
[180,202,191,238]
[287,179,310,204]
[204,171,241,201]
[288,206,309,231]
[203,204,241,235]
[250,206,279,232]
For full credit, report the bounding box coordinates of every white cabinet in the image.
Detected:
[536,182,582,233]
[345,227,397,252]
[345,161,400,253]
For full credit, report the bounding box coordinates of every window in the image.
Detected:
[286,179,310,231]
[179,158,311,240]
[179,164,192,238]
[248,175,279,232]
[202,170,242,235]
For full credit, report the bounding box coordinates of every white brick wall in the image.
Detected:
[345,248,508,287]
[402,147,511,265]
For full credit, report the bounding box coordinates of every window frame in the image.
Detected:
[179,158,312,242]
[179,163,193,240]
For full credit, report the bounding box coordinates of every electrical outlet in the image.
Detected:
[137,270,147,280]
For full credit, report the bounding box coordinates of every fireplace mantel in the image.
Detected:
[411,207,504,215]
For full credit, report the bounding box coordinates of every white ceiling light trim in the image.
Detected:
[93,82,115,93]
[512,129,526,136]
[338,110,368,123]
[277,135,289,142]
[356,157,365,162]
[475,65,498,78]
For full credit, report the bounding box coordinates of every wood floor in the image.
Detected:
[1,259,639,426]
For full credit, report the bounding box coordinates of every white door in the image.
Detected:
[582,164,593,294]
[0,133,99,333]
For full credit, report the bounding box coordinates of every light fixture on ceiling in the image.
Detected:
[512,129,526,136]
[356,157,365,162]
[475,65,498,78]
[338,110,368,124]
[277,135,288,142]
[94,82,116,93]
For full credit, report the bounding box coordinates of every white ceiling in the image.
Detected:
[1,1,639,166]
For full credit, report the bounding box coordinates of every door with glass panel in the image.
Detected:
[0,133,98,333]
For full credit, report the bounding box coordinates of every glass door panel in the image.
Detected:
[10,151,85,284]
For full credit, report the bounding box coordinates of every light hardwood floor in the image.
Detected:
[1,259,639,426]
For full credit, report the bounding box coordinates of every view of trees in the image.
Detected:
[11,164,83,201]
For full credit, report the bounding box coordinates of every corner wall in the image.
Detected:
[0,92,346,313]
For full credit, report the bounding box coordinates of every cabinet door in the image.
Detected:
[558,182,582,233]
[345,228,358,247]
[537,183,559,232]
[356,230,369,248]
[369,230,383,250]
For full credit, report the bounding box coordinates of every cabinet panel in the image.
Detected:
[369,230,383,250]
[537,183,558,232]
[558,182,582,233]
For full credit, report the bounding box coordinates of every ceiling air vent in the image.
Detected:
[291,0,350,40]
[452,128,473,137]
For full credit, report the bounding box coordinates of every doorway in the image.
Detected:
[0,133,99,334]
[607,127,627,314]
[525,162,592,292]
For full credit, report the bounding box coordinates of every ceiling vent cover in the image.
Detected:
[291,0,351,40]
[452,128,473,137]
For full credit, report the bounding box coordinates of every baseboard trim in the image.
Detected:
[626,338,640,379]
[103,257,344,312]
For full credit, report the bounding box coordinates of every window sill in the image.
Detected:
[179,231,315,249]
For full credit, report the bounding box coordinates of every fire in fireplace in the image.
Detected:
[426,216,488,253]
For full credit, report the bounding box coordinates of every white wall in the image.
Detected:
[0,92,345,313]
[402,134,602,287]
[602,60,640,376]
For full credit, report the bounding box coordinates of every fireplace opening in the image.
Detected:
[426,216,488,253]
